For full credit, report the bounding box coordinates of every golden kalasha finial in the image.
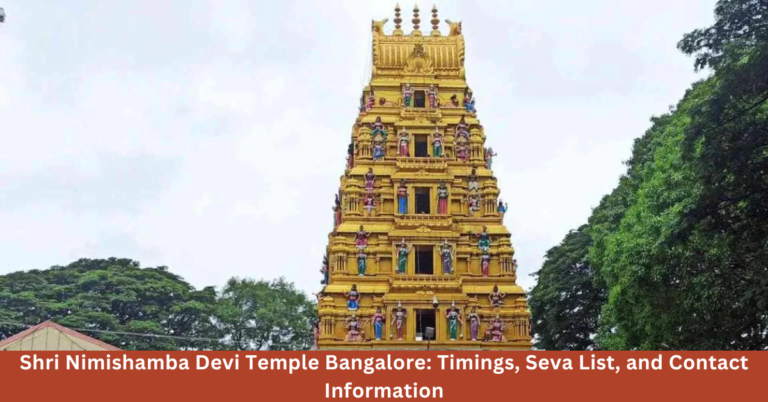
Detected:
[393,3,403,35]
[412,5,421,36]
[430,5,441,36]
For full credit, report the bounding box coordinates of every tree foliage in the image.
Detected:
[0,258,218,350]
[0,258,316,351]
[216,277,316,351]
[531,0,768,350]
[529,225,604,350]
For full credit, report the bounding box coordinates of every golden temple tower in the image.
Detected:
[317,5,532,350]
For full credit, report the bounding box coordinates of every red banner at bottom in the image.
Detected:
[0,351,763,401]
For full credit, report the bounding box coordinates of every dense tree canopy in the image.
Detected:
[216,277,316,351]
[0,258,315,351]
[529,225,604,350]
[530,0,768,350]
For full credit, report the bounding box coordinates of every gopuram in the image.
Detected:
[315,5,532,350]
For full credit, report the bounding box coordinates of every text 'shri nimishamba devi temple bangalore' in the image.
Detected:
[316,5,532,350]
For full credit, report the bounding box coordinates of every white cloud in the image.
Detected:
[0,0,714,294]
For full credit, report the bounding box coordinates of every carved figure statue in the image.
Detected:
[363,193,376,216]
[485,147,497,169]
[398,128,411,157]
[446,301,463,340]
[373,307,386,340]
[455,137,469,162]
[432,127,444,157]
[357,251,367,276]
[450,94,460,107]
[445,19,462,36]
[440,239,454,274]
[437,180,449,215]
[365,168,376,193]
[344,313,365,341]
[343,284,360,311]
[397,179,408,214]
[456,116,470,139]
[372,138,385,160]
[371,116,387,141]
[468,168,479,191]
[355,225,371,249]
[320,254,329,285]
[366,92,375,112]
[464,90,476,113]
[489,284,506,308]
[372,18,389,35]
[467,189,481,216]
[333,194,343,230]
[404,83,412,108]
[473,226,492,249]
[497,199,508,217]
[428,84,437,108]
[347,142,355,169]
[390,301,408,340]
[396,239,413,274]
[332,204,342,231]
[480,246,491,276]
[485,314,508,342]
[467,307,481,341]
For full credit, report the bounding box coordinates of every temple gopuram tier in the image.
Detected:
[316,5,532,351]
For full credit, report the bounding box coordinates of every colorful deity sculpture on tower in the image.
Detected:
[432,127,444,157]
[391,301,408,341]
[437,180,449,214]
[366,92,375,112]
[404,83,412,108]
[467,189,481,216]
[497,199,508,217]
[398,129,411,157]
[371,116,387,141]
[485,147,497,169]
[397,179,408,214]
[464,89,476,113]
[466,307,481,341]
[365,168,376,193]
[320,254,329,285]
[480,246,492,276]
[486,315,507,342]
[355,225,370,249]
[357,251,367,276]
[316,7,531,351]
[344,313,365,341]
[344,284,360,311]
[489,284,506,308]
[373,307,386,340]
[446,301,463,341]
[440,239,454,274]
[428,84,438,108]
[396,239,412,274]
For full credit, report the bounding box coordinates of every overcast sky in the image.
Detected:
[0,1,715,294]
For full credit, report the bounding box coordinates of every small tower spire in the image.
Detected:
[393,3,403,36]
[412,5,422,36]
[430,5,441,36]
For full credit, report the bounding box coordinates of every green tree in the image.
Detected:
[595,0,768,350]
[0,258,219,350]
[529,225,604,350]
[215,277,316,350]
